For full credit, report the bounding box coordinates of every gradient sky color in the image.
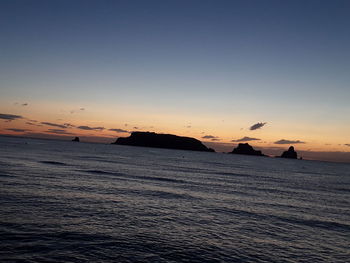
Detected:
[1,0,350,159]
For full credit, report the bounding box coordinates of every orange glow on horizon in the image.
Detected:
[1,116,349,153]
[0,100,349,154]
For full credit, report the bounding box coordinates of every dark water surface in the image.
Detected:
[0,136,349,262]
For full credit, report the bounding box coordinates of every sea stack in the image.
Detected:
[230,143,264,156]
[113,131,215,152]
[72,137,80,142]
[280,146,297,159]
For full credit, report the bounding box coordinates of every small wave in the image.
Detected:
[85,169,114,175]
[135,175,186,184]
[78,155,105,160]
[334,187,350,193]
[279,216,350,232]
[211,207,350,232]
[80,170,126,178]
[137,189,197,200]
[219,172,252,177]
[79,169,186,184]
[160,164,214,174]
[39,161,67,166]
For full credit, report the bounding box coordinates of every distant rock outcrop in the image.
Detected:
[72,137,80,142]
[230,143,265,156]
[113,132,215,152]
[280,146,297,159]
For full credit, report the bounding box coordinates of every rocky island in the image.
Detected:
[280,146,298,159]
[72,137,80,142]
[113,132,215,152]
[230,143,265,156]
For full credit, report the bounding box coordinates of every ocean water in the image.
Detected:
[0,136,349,263]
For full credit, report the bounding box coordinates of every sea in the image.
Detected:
[0,136,349,262]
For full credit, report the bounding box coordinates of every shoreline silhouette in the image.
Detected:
[112,131,301,159]
[2,133,346,163]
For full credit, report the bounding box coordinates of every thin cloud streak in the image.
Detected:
[232,136,260,142]
[7,128,29,132]
[77,126,104,131]
[202,135,217,139]
[63,123,75,128]
[26,122,42,127]
[202,135,220,141]
[109,128,129,133]
[41,122,67,129]
[274,139,305,144]
[0,113,23,121]
[47,129,74,135]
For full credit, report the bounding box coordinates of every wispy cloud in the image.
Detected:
[202,135,216,139]
[109,128,129,133]
[250,122,267,130]
[0,113,23,121]
[232,136,261,142]
[63,123,75,128]
[26,121,42,126]
[274,139,305,144]
[70,107,85,114]
[13,102,28,107]
[41,122,67,129]
[202,135,220,141]
[47,129,74,135]
[77,126,104,131]
[185,122,192,128]
[7,128,29,132]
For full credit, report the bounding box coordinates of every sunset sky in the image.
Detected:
[1,0,350,160]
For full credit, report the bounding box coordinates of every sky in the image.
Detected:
[1,0,350,161]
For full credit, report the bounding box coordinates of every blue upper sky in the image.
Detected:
[1,0,349,151]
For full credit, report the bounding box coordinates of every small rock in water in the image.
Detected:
[281,146,297,159]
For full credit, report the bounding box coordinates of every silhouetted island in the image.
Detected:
[230,143,265,156]
[72,137,80,142]
[113,132,215,152]
[280,146,297,159]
